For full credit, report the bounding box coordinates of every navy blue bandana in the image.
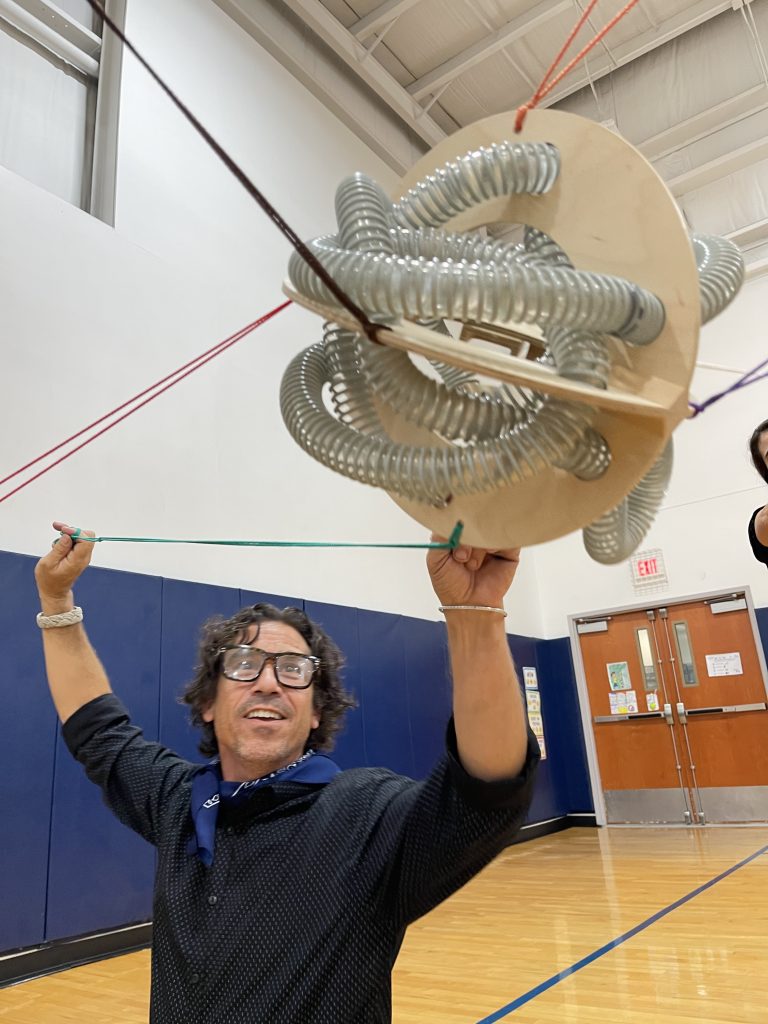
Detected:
[188,750,341,866]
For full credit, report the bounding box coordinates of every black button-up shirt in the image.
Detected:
[64,694,539,1023]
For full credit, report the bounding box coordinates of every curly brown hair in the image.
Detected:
[750,418,768,485]
[181,603,356,758]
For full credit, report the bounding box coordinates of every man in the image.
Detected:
[35,519,539,1024]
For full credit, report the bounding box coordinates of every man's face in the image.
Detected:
[203,620,320,782]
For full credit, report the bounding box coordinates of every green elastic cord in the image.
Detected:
[66,521,465,551]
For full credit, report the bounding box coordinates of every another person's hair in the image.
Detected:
[749,418,768,484]
[181,603,356,758]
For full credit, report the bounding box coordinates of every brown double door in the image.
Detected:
[577,593,768,824]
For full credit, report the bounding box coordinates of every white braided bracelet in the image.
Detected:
[439,604,507,617]
[36,606,84,629]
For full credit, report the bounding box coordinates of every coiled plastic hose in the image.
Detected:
[585,231,745,563]
[281,141,744,561]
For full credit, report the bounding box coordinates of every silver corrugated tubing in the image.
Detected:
[692,234,745,324]
[392,141,560,229]
[281,141,744,561]
[288,232,666,344]
[582,440,674,564]
[582,232,745,563]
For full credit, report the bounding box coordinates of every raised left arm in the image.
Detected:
[427,538,530,781]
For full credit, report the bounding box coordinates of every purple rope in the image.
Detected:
[689,353,768,416]
[82,0,382,345]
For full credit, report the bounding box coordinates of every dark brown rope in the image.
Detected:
[84,0,383,344]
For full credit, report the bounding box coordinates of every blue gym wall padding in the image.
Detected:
[160,579,242,763]
[356,609,415,778]
[304,599,366,770]
[399,616,451,779]
[508,633,567,823]
[537,637,594,814]
[0,553,58,952]
[44,566,162,942]
[1,548,594,952]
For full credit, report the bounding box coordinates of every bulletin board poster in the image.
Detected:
[523,666,539,690]
[526,690,541,714]
[607,661,631,691]
[705,652,743,677]
[609,690,639,715]
[522,669,546,759]
[528,712,547,760]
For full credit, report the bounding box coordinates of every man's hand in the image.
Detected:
[428,533,529,781]
[34,522,111,722]
[427,534,520,609]
[35,522,96,607]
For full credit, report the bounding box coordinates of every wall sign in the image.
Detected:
[607,661,631,691]
[609,690,639,714]
[705,652,743,677]
[522,668,546,759]
[522,666,538,690]
[629,548,668,593]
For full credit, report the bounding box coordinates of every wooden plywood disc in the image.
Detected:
[283,110,700,549]
[380,109,699,548]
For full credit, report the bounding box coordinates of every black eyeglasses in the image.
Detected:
[217,645,319,689]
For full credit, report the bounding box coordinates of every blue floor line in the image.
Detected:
[475,841,768,1024]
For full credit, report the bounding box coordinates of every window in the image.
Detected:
[635,627,659,691]
[673,621,698,687]
[0,0,124,221]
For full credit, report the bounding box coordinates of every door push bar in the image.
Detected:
[683,702,767,716]
[593,711,665,723]
[594,702,767,725]
[673,701,766,722]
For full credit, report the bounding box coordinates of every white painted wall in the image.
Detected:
[534,272,768,638]
[8,0,760,642]
[0,0,543,636]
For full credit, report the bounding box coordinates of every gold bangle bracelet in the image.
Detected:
[439,604,507,617]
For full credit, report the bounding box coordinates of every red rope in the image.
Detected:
[0,300,291,506]
[515,0,641,132]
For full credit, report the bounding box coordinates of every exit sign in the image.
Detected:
[630,548,667,591]
[636,556,659,577]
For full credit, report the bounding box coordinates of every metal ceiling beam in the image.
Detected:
[727,217,768,251]
[638,84,768,163]
[406,0,730,104]
[351,0,425,41]
[666,136,768,197]
[725,218,768,278]
[542,0,734,109]
[281,0,445,147]
[745,256,768,279]
[407,0,571,101]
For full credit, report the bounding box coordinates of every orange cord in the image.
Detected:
[515,0,642,132]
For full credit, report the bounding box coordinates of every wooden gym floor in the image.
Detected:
[2,826,767,1023]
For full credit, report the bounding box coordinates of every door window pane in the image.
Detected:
[635,628,659,691]
[673,621,698,686]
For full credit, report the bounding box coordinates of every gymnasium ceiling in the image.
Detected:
[221,0,768,274]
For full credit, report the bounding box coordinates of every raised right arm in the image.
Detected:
[34,521,111,723]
